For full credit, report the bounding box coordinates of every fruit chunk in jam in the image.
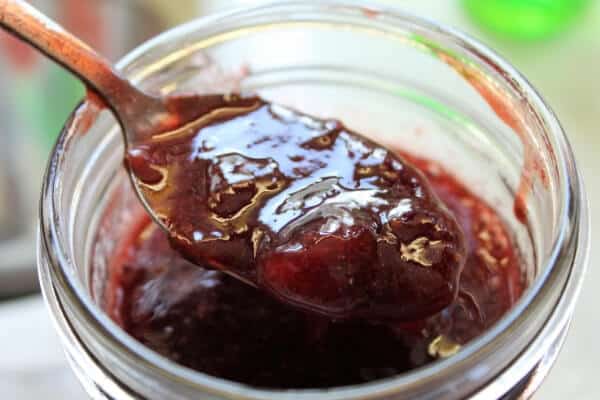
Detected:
[127,95,466,320]
[99,154,524,388]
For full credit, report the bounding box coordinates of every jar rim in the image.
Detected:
[39,1,589,398]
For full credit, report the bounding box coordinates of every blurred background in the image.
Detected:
[0,0,598,398]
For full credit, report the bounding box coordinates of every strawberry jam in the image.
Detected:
[127,95,466,321]
[99,126,524,388]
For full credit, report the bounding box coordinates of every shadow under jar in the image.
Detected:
[37,2,588,399]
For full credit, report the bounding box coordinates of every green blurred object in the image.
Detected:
[16,66,84,150]
[463,0,589,40]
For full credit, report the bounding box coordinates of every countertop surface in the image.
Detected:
[1,1,598,398]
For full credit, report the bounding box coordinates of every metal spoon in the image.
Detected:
[0,1,468,321]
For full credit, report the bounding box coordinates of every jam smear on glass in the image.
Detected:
[127,95,466,321]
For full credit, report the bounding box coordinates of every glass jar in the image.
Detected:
[38,2,588,399]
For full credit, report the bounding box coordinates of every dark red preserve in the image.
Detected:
[127,95,466,321]
[96,95,524,388]
[101,151,523,388]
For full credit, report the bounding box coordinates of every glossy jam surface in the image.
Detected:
[127,96,466,320]
[100,155,524,389]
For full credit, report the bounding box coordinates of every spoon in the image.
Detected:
[0,0,467,321]
[0,0,208,232]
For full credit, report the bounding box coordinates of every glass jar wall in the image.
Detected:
[38,2,588,399]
